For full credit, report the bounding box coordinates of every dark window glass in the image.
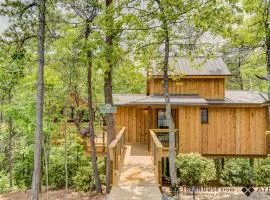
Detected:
[201,108,208,123]
[157,109,168,129]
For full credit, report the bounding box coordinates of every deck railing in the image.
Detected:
[109,127,126,184]
[149,129,179,154]
[149,130,163,185]
[266,131,270,154]
[149,129,179,186]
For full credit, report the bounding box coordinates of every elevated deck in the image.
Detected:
[108,144,162,200]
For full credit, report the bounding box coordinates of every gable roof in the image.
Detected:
[152,57,231,76]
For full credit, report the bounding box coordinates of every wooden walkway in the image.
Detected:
[108,144,162,200]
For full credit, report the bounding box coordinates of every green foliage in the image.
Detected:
[0,171,9,194]
[72,158,105,192]
[220,159,253,186]
[13,144,34,189]
[176,153,215,186]
[254,157,270,186]
[72,165,95,192]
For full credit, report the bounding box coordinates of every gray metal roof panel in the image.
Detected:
[207,91,268,104]
[152,57,231,76]
[113,94,207,106]
[113,91,268,106]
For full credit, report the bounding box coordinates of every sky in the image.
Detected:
[0,15,9,33]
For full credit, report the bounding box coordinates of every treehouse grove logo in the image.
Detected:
[242,186,254,196]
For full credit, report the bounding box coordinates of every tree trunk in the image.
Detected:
[237,56,244,90]
[0,95,3,122]
[105,0,116,193]
[158,2,178,186]
[31,0,46,199]
[266,37,270,129]
[86,31,102,192]
[8,92,12,189]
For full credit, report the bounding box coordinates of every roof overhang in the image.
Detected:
[113,94,208,106]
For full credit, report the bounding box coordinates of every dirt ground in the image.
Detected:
[0,189,107,200]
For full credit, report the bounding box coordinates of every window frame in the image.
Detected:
[201,108,209,124]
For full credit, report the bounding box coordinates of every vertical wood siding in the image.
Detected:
[178,106,267,156]
[147,78,225,99]
[114,106,267,156]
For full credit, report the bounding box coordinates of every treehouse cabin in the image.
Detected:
[113,58,270,157]
[58,58,270,186]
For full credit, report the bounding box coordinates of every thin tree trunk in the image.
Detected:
[64,98,68,199]
[8,92,12,189]
[31,0,46,199]
[85,23,102,193]
[0,95,3,122]
[163,31,177,186]
[237,56,244,90]
[266,38,270,129]
[105,0,116,193]
[158,1,178,186]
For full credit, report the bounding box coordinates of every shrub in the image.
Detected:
[72,158,105,192]
[220,158,252,186]
[176,153,215,186]
[0,171,9,194]
[13,145,34,189]
[47,145,81,189]
[72,165,95,192]
[254,157,270,186]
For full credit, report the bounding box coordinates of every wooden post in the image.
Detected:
[158,160,162,186]
[221,158,225,170]
[250,158,254,184]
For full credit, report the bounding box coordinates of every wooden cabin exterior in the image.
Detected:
[113,58,270,157]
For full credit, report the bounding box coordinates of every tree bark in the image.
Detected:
[8,92,12,189]
[156,2,178,186]
[85,23,102,192]
[105,0,116,193]
[266,37,270,129]
[237,56,244,90]
[31,0,46,199]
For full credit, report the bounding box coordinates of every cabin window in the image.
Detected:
[201,108,208,123]
[157,109,168,129]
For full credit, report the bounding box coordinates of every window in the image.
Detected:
[201,108,208,123]
[157,109,168,129]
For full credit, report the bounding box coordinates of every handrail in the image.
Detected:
[149,130,163,185]
[109,127,126,184]
[266,131,270,154]
[150,129,179,154]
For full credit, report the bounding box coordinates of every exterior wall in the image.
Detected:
[114,106,149,143]
[115,105,268,156]
[147,78,225,99]
[178,106,268,156]
[114,106,178,143]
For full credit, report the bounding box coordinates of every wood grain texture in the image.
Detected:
[147,78,225,99]
[114,106,268,156]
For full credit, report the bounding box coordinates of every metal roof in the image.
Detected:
[113,94,207,106]
[113,91,268,106]
[207,91,268,105]
[152,57,231,76]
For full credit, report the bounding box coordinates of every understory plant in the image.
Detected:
[254,157,270,186]
[176,153,215,186]
[220,158,253,186]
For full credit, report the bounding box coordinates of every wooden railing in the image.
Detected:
[149,129,179,186]
[109,127,126,184]
[149,130,163,186]
[266,131,270,154]
[149,129,179,154]
[83,126,123,154]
